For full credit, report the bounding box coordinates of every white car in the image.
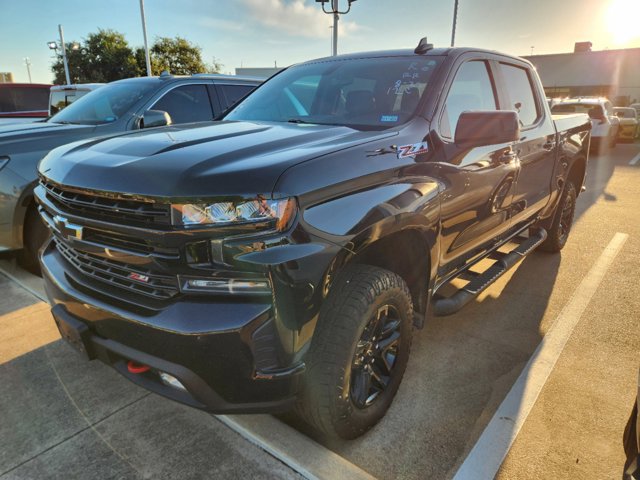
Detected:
[552,97,620,149]
[614,107,639,141]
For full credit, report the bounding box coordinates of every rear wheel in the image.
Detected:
[540,181,577,253]
[296,264,413,439]
[18,204,49,274]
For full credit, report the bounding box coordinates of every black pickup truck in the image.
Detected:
[35,39,591,439]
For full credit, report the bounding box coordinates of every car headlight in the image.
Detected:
[171,196,296,231]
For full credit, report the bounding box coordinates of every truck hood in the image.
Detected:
[0,121,95,145]
[39,120,397,199]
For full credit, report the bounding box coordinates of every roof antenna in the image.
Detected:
[415,37,434,54]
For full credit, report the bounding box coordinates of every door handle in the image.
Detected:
[499,151,517,164]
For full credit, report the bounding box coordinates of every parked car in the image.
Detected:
[49,84,105,115]
[552,97,619,149]
[0,83,51,124]
[36,39,590,439]
[614,107,640,140]
[0,74,260,271]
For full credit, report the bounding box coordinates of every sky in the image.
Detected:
[1,0,639,84]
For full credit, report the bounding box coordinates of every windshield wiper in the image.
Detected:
[287,118,316,125]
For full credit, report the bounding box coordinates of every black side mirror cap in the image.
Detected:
[455,110,520,147]
[142,109,172,129]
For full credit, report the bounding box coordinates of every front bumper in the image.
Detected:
[41,240,304,413]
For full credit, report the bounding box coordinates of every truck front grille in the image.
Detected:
[54,238,179,300]
[42,180,172,227]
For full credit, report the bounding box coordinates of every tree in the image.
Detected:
[136,36,218,76]
[52,29,141,84]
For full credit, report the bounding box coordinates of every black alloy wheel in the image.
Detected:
[296,264,413,439]
[350,304,402,409]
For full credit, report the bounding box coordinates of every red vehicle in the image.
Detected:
[0,83,51,123]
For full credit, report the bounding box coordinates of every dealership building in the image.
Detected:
[523,43,640,106]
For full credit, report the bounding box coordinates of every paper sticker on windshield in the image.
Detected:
[397,142,429,158]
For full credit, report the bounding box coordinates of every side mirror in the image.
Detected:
[141,109,172,129]
[455,111,520,147]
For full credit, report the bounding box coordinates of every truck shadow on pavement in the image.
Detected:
[280,252,561,480]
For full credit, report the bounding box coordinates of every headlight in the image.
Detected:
[172,197,296,231]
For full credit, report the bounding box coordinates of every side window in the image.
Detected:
[440,61,497,139]
[152,84,213,124]
[499,63,539,127]
[218,84,255,110]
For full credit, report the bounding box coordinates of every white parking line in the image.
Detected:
[453,232,629,480]
[629,151,640,166]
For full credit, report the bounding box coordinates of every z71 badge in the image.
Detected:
[397,142,429,159]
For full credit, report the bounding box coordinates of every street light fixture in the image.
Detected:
[48,25,73,84]
[316,0,357,56]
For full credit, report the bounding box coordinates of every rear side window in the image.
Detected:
[499,63,539,127]
[218,84,255,110]
[153,84,213,124]
[440,60,498,139]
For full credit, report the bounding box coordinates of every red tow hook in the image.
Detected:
[127,360,151,374]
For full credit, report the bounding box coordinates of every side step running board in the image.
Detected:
[432,228,548,316]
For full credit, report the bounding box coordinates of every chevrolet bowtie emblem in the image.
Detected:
[53,215,83,241]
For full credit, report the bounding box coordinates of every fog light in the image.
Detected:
[159,372,186,391]
[181,277,271,295]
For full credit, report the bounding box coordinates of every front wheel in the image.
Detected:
[296,264,413,439]
[540,181,577,253]
[18,204,49,275]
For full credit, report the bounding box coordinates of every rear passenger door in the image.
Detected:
[495,61,557,227]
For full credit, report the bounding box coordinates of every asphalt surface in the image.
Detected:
[0,142,638,479]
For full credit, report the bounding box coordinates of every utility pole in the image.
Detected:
[24,58,32,83]
[317,0,357,57]
[59,24,71,85]
[139,0,152,76]
[450,0,459,47]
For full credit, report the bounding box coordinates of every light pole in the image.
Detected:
[139,0,152,76]
[316,0,357,56]
[24,58,32,83]
[451,0,459,47]
[58,24,71,85]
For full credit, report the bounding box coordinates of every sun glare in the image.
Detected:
[606,0,640,45]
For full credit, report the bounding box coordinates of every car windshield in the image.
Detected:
[224,56,443,130]
[49,81,156,125]
[614,108,636,118]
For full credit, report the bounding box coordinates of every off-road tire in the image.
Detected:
[295,264,413,439]
[18,204,49,274]
[540,181,577,253]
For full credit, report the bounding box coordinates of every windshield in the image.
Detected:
[614,108,636,118]
[224,56,443,130]
[49,81,156,125]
